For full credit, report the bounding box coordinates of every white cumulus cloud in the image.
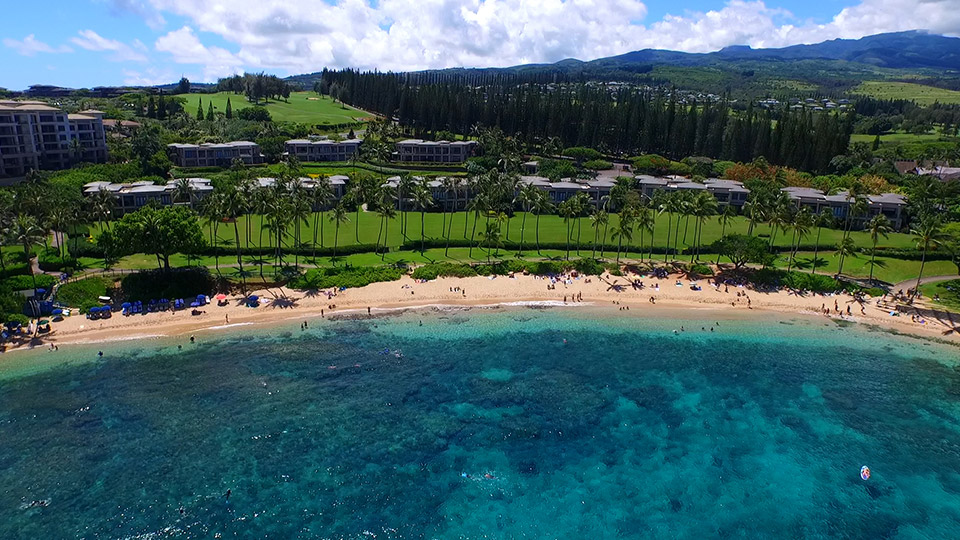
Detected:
[3,34,73,56]
[70,30,148,62]
[111,0,960,81]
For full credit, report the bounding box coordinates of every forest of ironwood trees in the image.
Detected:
[317,69,853,174]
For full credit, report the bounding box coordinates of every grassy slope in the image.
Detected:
[853,81,960,106]
[181,92,372,124]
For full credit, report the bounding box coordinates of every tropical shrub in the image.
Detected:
[288,266,405,290]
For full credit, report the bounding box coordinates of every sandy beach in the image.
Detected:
[8,268,959,353]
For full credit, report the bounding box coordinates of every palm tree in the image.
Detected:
[89,187,115,232]
[200,192,226,275]
[590,210,608,259]
[172,177,195,207]
[440,177,458,256]
[715,205,737,264]
[311,176,334,256]
[647,191,664,261]
[558,198,576,260]
[10,214,44,294]
[660,192,675,262]
[865,214,891,282]
[691,191,717,262]
[396,174,414,239]
[634,204,654,262]
[612,210,634,264]
[786,207,813,273]
[810,211,833,274]
[570,192,589,256]
[531,190,552,255]
[835,236,857,277]
[466,190,486,259]
[329,203,350,264]
[743,191,767,236]
[911,216,947,297]
[348,175,370,244]
[374,187,397,261]
[222,184,249,293]
[478,220,502,264]
[412,180,434,253]
[515,183,539,257]
[288,178,313,269]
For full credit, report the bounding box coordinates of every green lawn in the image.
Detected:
[920,280,960,312]
[853,81,960,106]
[182,92,372,125]
[90,212,918,259]
[773,252,955,285]
[849,131,946,145]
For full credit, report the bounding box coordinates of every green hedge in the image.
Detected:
[0,274,56,291]
[412,258,610,280]
[121,267,215,302]
[751,269,853,293]
[288,266,406,290]
[38,249,82,272]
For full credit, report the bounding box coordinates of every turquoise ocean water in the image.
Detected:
[1,307,959,539]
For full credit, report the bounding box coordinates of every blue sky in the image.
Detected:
[0,0,950,90]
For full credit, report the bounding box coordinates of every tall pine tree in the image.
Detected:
[225,97,232,119]
[197,97,204,121]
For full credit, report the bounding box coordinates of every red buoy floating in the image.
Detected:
[860,466,871,481]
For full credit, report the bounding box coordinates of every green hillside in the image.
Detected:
[182,92,373,125]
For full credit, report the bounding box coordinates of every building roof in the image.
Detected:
[868,193,907,205]
[671,181,708,190]
[67,113,96,121]
[550,181,586,190]
[635,175,670,186]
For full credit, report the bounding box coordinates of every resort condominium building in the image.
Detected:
[284,139,362,162]
[166,141,265,168]
[0,101,108,180]
[394,139,477,163]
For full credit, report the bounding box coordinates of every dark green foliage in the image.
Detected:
[862,287,886,297]
[536,159,578,181]
[712,234,774,268]
[5,313,29,326]
[690,263,713,276]
[56,277,111,308]
[1,274,56,291]
[582,159,613,171]
[113,206,206,271]
[412,258,608,281]
[288,266,405,290]
[319,69,853,172]
[751,269,849,292]
[562,147,602,162]
[121,267,214,302]
[411,263,477,280]
[38,249,81,272]
[236,107,272,122]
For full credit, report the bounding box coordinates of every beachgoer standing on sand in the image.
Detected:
[368,307,371,315]
[225,314,229,324]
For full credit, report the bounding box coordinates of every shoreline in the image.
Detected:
[4,271,958,355]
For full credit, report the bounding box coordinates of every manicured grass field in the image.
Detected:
[849,131,946,145]
[182,92,372,124]
[853,81,960,106]
[773,252,955,285]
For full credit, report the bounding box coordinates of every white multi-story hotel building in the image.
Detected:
[0,101,108,180]
[394,139,477,163]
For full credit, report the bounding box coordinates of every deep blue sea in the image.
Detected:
[1,307,960,539]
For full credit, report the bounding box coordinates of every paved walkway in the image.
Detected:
[892,274,958,293]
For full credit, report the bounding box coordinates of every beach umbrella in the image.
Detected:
[52,309,63,315]
[121,302,131,308]
[215,294,227,300]
[36,288,46,294]
[248,295,258,301]
[190,302,200,307]
[38,320,50,325]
